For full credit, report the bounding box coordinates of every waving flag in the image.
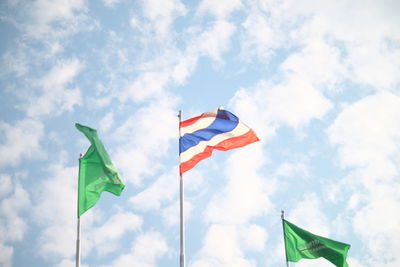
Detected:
[179,107,259,174]
[76,123,125,216]
[283,219,351,267]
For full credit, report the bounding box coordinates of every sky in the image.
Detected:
[0,0,400,266]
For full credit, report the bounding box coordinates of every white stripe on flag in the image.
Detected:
[180,122,250,163]
[180,116,216,136]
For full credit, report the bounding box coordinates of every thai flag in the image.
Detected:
[179,107,259,174]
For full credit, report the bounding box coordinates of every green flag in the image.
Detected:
[283,219,350,267]
[76,123,125,216]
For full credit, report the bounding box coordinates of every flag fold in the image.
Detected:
[179,107,259,174]
[76,123,125,216]
[283,219,350,267]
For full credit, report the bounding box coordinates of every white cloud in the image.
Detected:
[281,39,345,89]
[328,92,400,169]
[88,212,143,256]
[230,77,332,138]
[33,161,78,259]
[263,77,333,128]
[39,58,83,89]
[33,158,143,263]
[190,224,255,267]
[346,41,400,90]
[205,146,271,224]
[129,167,202,226]
[119,48,195,103]
[54,259,74,267]
[55,259,89,267]
[346,258,364,267]
[0,119,44,167]
[289,193,330,236]
[275,161,310,178]
[124,7,235,106]
[192,145,269,266]
[26,58,83,117]
[163,199,196,228]
[22,0,88,39]
[274,0,400,43]
[240,11,277,61]
[113,97,178,185]
[124,71,170,103]
[0,174,13,197]
[346,192,366,211]
[0,0,94,88]
[303,0,399,43]
[0,177,30,267]
[102,232,168,267]
[99,112,114,133]
[29,0,86,23]
[238,0,297,62]
[352,183,400,264]
[139,0,186,40]
[103,0,120,8]
[239,224,267,252]
[141,0,186,21]
[239,0,400,93]
[129,232,167,264]
[0,42,30,77]
[283,0,400,91]
[130,168,177,211]
[0,180,30,242]
[191,20,236,61]
[0,243,13,267]
[171,54,198,85]
[160,200,179,226]
[328,91,400,265]
[122,5,236,108]
[294,258,336,267]
[197,0,242,19]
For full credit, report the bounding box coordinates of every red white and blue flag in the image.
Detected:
[179,107,259,174]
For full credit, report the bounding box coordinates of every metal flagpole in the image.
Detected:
[178,110,185,267]
[76,216,81,267]
[76,154,82,267]
[281,210,289,267]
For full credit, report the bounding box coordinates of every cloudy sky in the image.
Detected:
[1,0,400,266]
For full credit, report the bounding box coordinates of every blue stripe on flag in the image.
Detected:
[179,109,239,153]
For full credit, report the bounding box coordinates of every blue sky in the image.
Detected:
[1,0,400,266]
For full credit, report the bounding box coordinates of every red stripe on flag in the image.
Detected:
[179,129,259,174]
[179,111,219,128]
[180,113,205,128]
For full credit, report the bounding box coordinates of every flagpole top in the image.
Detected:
[281,210,285,220]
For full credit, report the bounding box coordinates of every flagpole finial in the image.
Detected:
[281,210,285,220]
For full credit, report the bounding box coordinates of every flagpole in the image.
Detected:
[281,210,289,267]
[76,216,80,267]
[76,154,82,267]
[178,110,185,267]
